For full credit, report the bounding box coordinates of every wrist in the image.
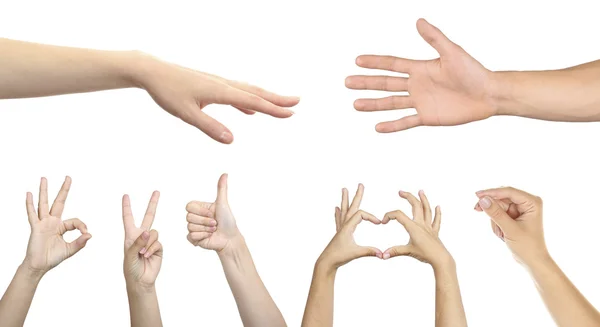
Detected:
[17,262,45,283]
[315,256,337,277]
[431,253,456,273]
[488,71,516,116]
[521,252,555,273]
[124,51,162,90]
[216,232,247,260]
[126,279,156,295]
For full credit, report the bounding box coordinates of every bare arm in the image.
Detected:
[491,60,600,122]
[300,260,336,327]
[476,187,600,327]
[433,259,467,327]
[218,236,287,327]
[0,38,298,143]
[0,38,136,98]
[0,265,43,327]
[301,185,382,327]
[186,174,286,327]
[526,256,600,327]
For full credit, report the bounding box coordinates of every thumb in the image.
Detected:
[67,233,92,258]
[383,245,412,259]
[216,173,229,204]
[478,196,517,235]
[357,246,383,259]
[127,231,150,257]
[416,18,455,56]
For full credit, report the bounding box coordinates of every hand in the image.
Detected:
[318,184,383,269]
[345,18,496,133]
[135,54,300,144]
[22,177,92,275]
[474,187,548,266]
[122,191,163,288]
[382,190,452,269]
[186,174,241,253]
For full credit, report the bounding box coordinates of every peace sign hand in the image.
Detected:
[122,192,163,288]
[23,177,92,275]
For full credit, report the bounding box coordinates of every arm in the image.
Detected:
[476,187,600,327]
[186,174,287,327]
[122,192,164,327]
[346,18,600,133]
[433,259,467,327]
[383,190,467,327]
[491,60,600,122]
[218,235,286,327]
[0,177,91,327]
[300,259,336,327]
[0,38,135,98]
[301,185,383,327]
[526,257,600,326]
[0,38,299,144]
[0,266,43,327]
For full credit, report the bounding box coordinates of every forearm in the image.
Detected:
[490,60,600,121]
[300,260,336,327]
[526,256,600,327]
[126,283,163,327]
[218,236,287,327]
[0,264,43,327]
[0,38,143,99]
[433,258,467,327]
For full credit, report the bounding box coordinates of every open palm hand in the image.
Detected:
[346,18,496,132]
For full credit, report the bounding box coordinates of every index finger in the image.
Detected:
[141,191,160,230]
[355,55,417,74]
[50,176,71,218]
[122,194,135,231]
[216,86,294,118]
[476,187,537,207]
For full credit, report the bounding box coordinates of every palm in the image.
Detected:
[346,18,496,132]
[410,55,493,126]
[124,227,162,284]
[27,217,70,270]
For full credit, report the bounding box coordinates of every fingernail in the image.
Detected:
[220,132,233,143]
[210,227,217,232]
[475,191,483,195]
[210,220,217,226]
[287,109,295,115]
[383,253,391,260]
[142,231,149,240]
[139,248,147,255]
[144,252,151,258]
[376,253,382,259]
[479,197,492,209]
[418,190,424,195]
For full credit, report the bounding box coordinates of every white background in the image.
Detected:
[1,0,600,326]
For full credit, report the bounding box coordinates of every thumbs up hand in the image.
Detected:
[186,174,241,253]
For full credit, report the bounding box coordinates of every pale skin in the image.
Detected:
[383,190,467,327]
[345,18,600,132]
[301,184,383,327]
[0,177,91,327]
[0,38,300,143]
[122,191,164,327]
[475,187,600,327]
[185,174,286,327]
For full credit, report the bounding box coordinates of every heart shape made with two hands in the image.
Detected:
[319,184,450,269]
